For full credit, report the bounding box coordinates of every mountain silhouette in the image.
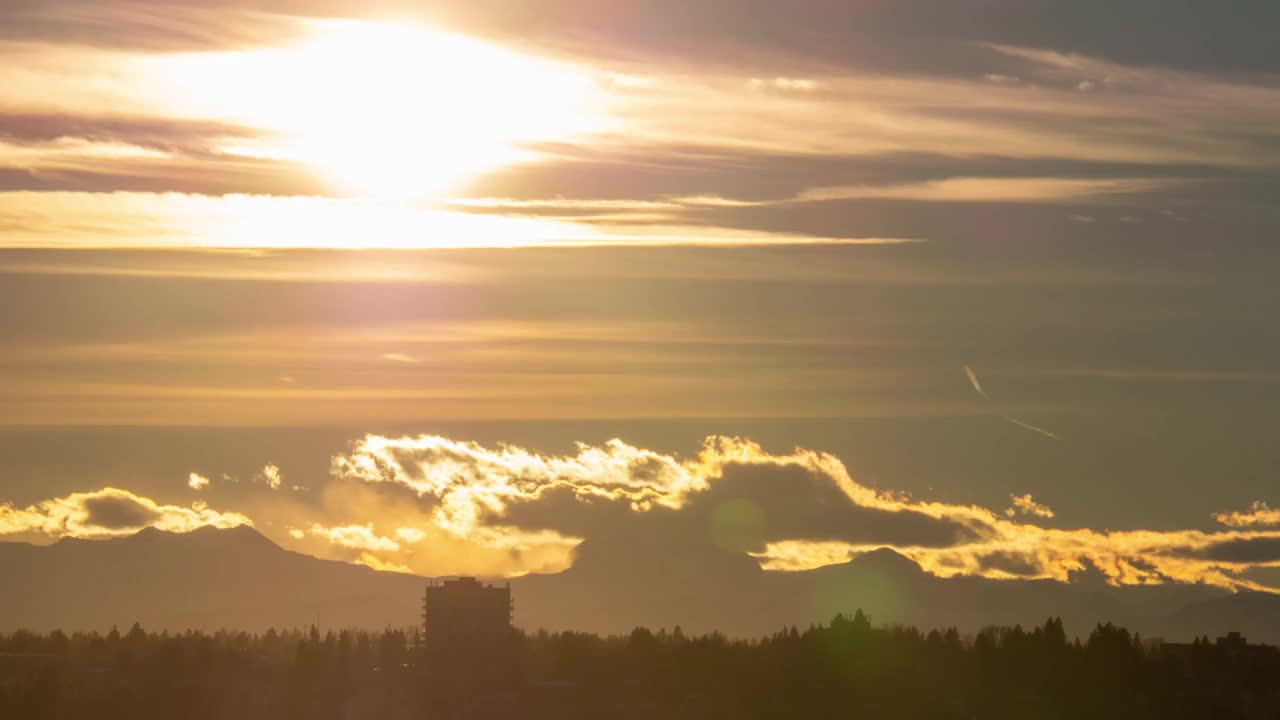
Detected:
[1,528,1277,643]
[1162,590,1280,642]
[0,525,422,631]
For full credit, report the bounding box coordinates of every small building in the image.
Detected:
[1158,631,1274,661]
[422,577,512,647]
[1216,631,1248,654]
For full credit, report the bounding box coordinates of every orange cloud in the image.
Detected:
[0,487,250,541]
[1006,493,1055,519]
[306,523,399,553]
[354,552,413,573]
[1214,501,1280,528]
[331,434,1280,590]
[257,464,283,489]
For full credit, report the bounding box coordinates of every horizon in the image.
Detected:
[5,519,1278,646]
[18,522,1278,593]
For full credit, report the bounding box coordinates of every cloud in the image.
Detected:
[395,527,426,544]
[0,486,250,540]
[0,9,1272,267]
[446,197,681,212]
[589,58,1280,173]
[976,551,1045,578]
[306,522,399,552]
[0,2,308,53]
[326,433,1280,591]
[5,434,1279,594]
[685,462,977,551]
[790,178,1188,204]
[7,0,1280,79]
[670,177,1189,211]
[80,492,162,529]
[257,463,282,489]
[379,353,420,364]
[1215,501,1280,528]
[751,77,820,92]
[0,112,258,157]
[1197,537,1280,565]
[752,525,1280,593]
[332,434,709,514]
[354,552,413,573]
[3,10,1275,251]
[185,467,277,490]
[0,192,908,249]
[1006,493,1055,519]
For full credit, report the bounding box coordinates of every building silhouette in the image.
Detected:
[422,577,513,647]
[1158,630,1273,661]
[1216,631,1247,652]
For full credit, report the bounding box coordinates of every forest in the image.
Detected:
[2,613,1278,719]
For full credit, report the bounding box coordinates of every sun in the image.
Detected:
[149,21,606,198]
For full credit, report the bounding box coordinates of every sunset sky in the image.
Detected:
[3,1,1280,593]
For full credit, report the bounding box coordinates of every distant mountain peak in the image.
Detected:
[849,547,924,574]
[129,526,178,541]
[191,523,265,537]
[0,523,425,632]
[183,523,279,548]
[109,524,279,551]
[51,524,271,547]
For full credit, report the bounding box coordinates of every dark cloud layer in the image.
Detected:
[81,492,163,529]
[1199,537,1280,565]
[689,463,978,549]
[976,551,1044,578]
[495,462,981,556]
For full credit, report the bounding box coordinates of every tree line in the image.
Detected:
[2,612,1278,719]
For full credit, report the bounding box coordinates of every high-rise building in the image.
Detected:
[422,577,513,646]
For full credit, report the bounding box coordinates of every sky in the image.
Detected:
[3,0,1280,593]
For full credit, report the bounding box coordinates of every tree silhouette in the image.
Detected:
[1,614,1278,719]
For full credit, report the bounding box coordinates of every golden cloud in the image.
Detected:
[1214,501,1280,528]
[1006,493,1055,519]
[0,486,250,540]
[257,464,283,489]
[354,552,413,573]
[330,434,1280,590]
[306,522,399,553]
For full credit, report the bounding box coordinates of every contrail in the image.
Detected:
[1001,415,1059,440]
[964,365,986,398]
[963,366,1058,440]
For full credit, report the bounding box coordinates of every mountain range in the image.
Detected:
[3,526,1278,643]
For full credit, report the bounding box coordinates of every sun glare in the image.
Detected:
[146,21,606,198]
